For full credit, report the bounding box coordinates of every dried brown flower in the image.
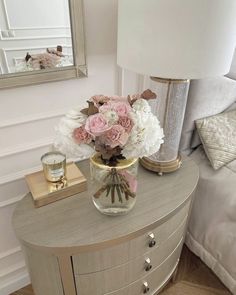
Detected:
[95,140,122,163]
[81,101,99,116]
[141,89,157,100]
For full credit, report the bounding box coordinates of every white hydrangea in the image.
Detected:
[122,100,164,159]
[53,135,94,160]
[66,107,87,121]
[53,108,94,159]
[132,98,151,113]
[56,107,87,136]
[56,117,79,137]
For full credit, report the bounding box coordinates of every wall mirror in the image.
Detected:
[0,0,86,89]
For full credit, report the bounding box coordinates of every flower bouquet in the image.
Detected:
[54,90,164,215]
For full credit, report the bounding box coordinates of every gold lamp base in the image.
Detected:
[140,155,182,175]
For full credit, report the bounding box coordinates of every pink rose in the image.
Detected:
[85,113,111,136]
[73,125,92,144]
[99,103,113,113]
[118,116,134,133]
[90,95,109,107]
[104,125,129,148]
[112,101,132,116]
[99,101,131,117]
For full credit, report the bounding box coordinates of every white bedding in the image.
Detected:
[186,146,236,294]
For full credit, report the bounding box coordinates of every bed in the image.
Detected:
[180,76,236,294]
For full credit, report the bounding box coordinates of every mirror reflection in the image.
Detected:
[0,0,74,75]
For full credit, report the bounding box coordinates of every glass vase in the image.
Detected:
[90,154,138,216]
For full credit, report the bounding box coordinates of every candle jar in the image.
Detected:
[41,152,66,182]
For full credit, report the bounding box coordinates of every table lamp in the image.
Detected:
[117,0,236,173]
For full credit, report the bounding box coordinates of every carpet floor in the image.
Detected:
[11,245,231,295]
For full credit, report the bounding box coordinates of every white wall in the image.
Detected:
[0,0,72,74]
[6,0,70,28]
[0,1,140,294]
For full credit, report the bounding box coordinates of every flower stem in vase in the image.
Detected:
[93,168,136,204]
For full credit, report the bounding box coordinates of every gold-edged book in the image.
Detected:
[25,162,87,208]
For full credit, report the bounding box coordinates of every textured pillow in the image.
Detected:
[196,110,236,170]
[191,101,236,151]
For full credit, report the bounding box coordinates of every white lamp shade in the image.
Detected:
[117,0,236,79]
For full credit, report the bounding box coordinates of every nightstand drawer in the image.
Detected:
[74,216,186,295]
[72,200,190,275]
[105,238,182,295]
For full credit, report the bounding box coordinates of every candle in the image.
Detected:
[41,152,66,182]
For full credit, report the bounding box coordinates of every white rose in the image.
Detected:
[102,110,119,125]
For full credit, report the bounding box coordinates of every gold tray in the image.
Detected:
[25,162,87,208]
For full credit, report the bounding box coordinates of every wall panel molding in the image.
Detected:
[1,47,8,71]
[0,109,64,129]
[1,0,10,30]
[0,194,25,208]
[0,261,26,280]
[0,140,52,180]
[1,0,70,31]
[0,246,21,260]
[0,136,52,158]
[12,26,70,30]
[3,44,71,52]
[118,68,143,96]
[0,34,71,41]
[0,165,42,186]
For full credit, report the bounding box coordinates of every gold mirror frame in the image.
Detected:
[0,0,87,89]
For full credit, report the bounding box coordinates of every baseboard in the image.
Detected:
[0,271,30,295]
[0,248,30,295]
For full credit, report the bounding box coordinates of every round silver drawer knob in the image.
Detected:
[148,232,156,248]
[145,258,152,271]
[143,281,150,293]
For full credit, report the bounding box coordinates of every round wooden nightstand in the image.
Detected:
[13,158,199,295]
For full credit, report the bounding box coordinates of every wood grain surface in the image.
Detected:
[74,220,187,294]
[12,158,199,253]
[21,246,64,295]
[12,158,199,295]
[72,207,189,275]
[25,162,87,208]
[11,246,231,295]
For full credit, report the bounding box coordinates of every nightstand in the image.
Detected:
[13,158,199,295]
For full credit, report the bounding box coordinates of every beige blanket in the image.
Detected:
[186,146,236,294]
